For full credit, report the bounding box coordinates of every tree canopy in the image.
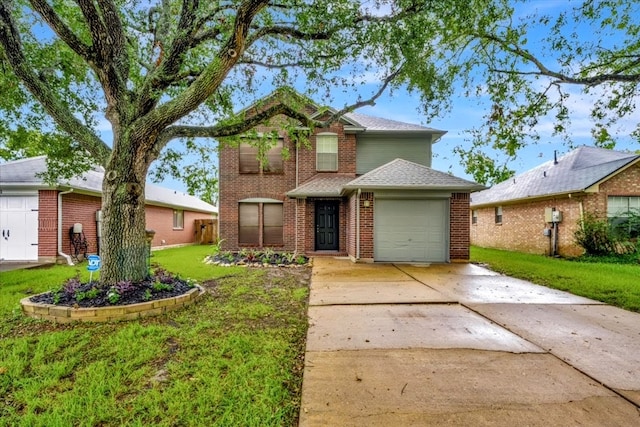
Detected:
[1,0,509,282]
[451,0,640,184]
[2,0,637,281]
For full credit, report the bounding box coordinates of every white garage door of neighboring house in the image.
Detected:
[374,198,448,263]
[0,195,39,261]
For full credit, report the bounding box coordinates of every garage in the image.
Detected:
[374,198,448,262]
[0,195,39,261]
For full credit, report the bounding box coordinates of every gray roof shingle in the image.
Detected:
[342,158,485,192]
[343,112,446,134]
[0,156,217,213]
[286,174,356,198]
[470,146,640,207]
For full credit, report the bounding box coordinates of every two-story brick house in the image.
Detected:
[219,91,484,263]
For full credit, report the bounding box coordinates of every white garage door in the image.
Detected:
[374,199,448,262]
[0,195,39,261]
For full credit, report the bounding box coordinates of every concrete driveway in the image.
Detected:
[299,258,640,426]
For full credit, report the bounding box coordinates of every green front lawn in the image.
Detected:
[471,246,640,312]
[0,245,309,426]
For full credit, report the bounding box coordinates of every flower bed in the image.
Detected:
[20,267,204,323]
[206,249,310,267]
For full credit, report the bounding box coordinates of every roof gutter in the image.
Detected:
[58,188,74,265]
[470,190,588,209]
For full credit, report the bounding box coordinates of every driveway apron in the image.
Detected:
[299,258,640,426]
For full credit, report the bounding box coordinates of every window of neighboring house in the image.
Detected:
[608,196,640,238]
[316,133,338,171]
[472,209,478,225]
[173,209,184,229]
[239,139,283,173]
[238,202,283,246]
[494,206,502,224]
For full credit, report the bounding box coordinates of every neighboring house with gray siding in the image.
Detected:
[470,146,640,257]
[219,89,484,263]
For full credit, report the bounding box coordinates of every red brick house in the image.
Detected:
[219,92,484,263]
[470,147,640,257]
[0,156,217,263]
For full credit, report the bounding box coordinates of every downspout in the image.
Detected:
[58,189,74,265]
[296,140,299,188]
[295,142,299,253]
[356,189,361,260]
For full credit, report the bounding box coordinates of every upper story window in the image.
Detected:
[608,196,640,238]
[316,133,338,171]
[494,206,503,224]
[239,138,283,174]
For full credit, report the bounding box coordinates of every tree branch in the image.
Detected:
[478,32,640,86]
[322,66,404,124]
[238,55,332,69]
[137,0,270,143]
[154,66,404,153]
[29,0,95,64]
[76,0,130,123]
[247,25,331,45]
[134,0,200,115]
[0,0,111,164]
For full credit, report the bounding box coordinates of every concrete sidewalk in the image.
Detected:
[299,258,640,426]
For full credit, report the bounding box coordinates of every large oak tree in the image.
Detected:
[0,0,508,283]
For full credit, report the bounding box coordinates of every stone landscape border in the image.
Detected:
[20,285,205,323]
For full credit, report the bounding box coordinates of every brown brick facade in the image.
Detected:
[218,113,474,263]
[470,163,640,256]
[219,117,356,254]
[450,193,471,261]
[36,190,214,261]
[61,192,102,257]
[38,190,58,260]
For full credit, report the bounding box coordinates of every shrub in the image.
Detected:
[574,212,620,256]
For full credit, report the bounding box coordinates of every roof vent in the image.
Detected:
[543,171,547,177]
[554,150,558,165]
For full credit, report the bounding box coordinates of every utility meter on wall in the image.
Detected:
[544,208,563,223]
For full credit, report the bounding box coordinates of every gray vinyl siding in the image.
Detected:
[356,134,432,175]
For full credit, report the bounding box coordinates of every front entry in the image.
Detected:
[315,201,339,251]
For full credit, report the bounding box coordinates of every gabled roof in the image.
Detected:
[287,159,483,197]
[470,146,640,207]
[242,87,445,136]
[0,156,217,214]
[286,174,356,198]
[342,158,485,192]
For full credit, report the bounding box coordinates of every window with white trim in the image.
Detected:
[472,209,478,225]
[316,133,338,171]
[608,196,640,238]
[173,209,184,229]
[494,206,502,224]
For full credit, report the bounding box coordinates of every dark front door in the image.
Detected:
[315,202,339,251]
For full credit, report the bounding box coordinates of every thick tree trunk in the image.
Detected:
[100,135,150,285]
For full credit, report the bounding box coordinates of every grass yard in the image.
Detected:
[471,246,640,312]
[0,245,310,426]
